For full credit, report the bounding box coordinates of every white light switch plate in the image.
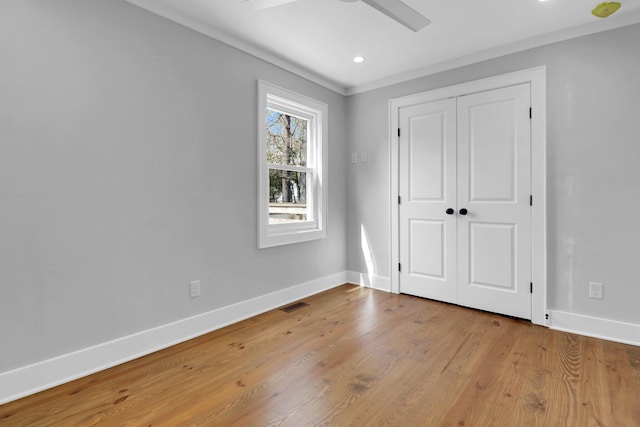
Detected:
[190,280,201,298]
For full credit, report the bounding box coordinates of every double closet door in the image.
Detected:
[399,84,532,319]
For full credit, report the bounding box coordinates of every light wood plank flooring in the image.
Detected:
[1,285,639,426]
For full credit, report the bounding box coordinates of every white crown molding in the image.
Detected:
[346,11,640,95]
[0,271,347,405]
[124,0,640,98]
[123,0,347,95]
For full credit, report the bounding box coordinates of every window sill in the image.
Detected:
[259,227,326,249]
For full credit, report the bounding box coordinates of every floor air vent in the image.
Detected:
[279,302,309,313]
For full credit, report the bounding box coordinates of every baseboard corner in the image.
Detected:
[346,271,391,292]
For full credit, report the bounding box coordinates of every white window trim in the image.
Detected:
[258,80,328,248]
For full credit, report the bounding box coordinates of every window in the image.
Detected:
[258,81,327,248]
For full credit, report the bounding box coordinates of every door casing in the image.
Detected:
[389,67,547,326]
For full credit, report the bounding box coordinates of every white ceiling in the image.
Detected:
[125,0,640,94]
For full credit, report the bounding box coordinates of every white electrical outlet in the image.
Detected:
[190,280,201,298]
[589,282,604,300]
[351,153,358,164]
[361,152,368,163]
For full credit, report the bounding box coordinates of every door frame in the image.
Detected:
[389,66,547,326]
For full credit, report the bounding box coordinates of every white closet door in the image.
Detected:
[399,98,457,303]
[456,84,532,319]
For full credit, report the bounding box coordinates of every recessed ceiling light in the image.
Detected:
[353,56,365,63]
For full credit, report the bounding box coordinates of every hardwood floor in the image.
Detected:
[2,285,639,426]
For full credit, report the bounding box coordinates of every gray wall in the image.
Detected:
[2,0,638,377]
[0,0,347,372]
[347,23,640,325]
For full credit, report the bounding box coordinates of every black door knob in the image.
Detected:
[446,208,454,215]
[459,208,468,215]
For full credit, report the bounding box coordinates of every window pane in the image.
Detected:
[269,169,308,224]
[266,108,307,167]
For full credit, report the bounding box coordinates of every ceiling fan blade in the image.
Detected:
[361,0,430,32]
[243,0,300,11]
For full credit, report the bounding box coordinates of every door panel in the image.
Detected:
[469,222,515,290]
[410,220,444,279]
[409,114,445,201]
[457,84,531,319]
[468,99,517,202]
[399,99,457,304]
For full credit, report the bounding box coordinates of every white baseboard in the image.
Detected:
[347,270,391,292]
[0,271,347,405]
[548,310,640,347]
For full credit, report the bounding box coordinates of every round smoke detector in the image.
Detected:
[592,2,622,18]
